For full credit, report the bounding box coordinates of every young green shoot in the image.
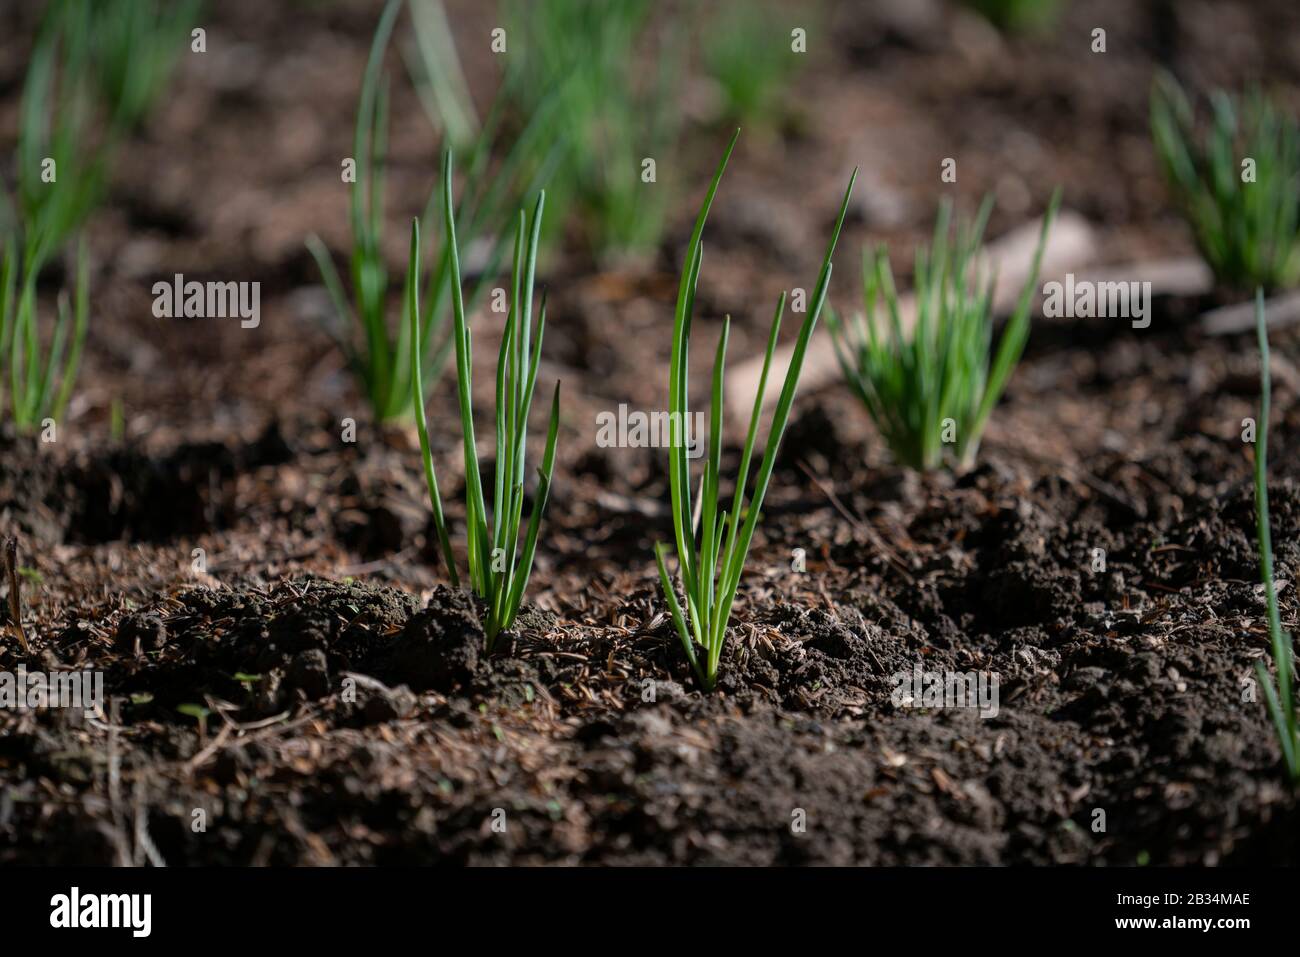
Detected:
[1151,74,1300,291]
[14,5,106,273]
[7,0,194,272]
[1251,289,1298,784]
[654,130,856,691]
[1,0,186,435]
[827,191,1059,471]
[90,0,201,133]
[410,151,561,651]
[702,1,802,126]
[502,0,679,258]
[309,0,561,422]
[307,0,410,422]
[1,235,89,433]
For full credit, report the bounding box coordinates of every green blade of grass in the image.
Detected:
[408,218,459,587]
[50,237,88,423]
[722,292,785,587]
[493,213,526,567]
[667,130,739,620]
[1253,287,1298,782]
[443,150,492,596]
[655,542,704,687]
[964,188,1060,466]
[700,316,730,623]
[499,381,561,637]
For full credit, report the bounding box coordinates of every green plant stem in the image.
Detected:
[1252,288,1299,783]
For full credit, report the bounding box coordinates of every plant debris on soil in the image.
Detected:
[1,0,1298,866]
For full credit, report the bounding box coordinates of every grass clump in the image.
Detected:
[89,0,201,132]
[702,1,801,126]
[654,130,856,691]
[6,0,198,268]
[0,236,88,433]
[411,152,560,651]
[1251,290,1298,784]
[827,191,1058,471]
[309,0,558,423]
[502,0,679,258]
[1151,74,1300,291]
[11,7,107,271]
[1,1,192,433]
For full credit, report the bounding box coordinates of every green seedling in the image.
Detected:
[309,0,561,422]
[90,0,201,132]
[703,1,801,125]
[1,236,89,433]
[411,151,561,651]
[7,0,195,270]
[828,191,1058,470]
[1251,289,1298,784]
[1,1,188,435]
[501,0,679,258]
[13,5,105,272]
[654,130,856,691]
[405,0,479,151]
[1151,73,1300,291]
[177,703,211,737]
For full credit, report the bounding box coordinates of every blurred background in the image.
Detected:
[0,0,1297,447]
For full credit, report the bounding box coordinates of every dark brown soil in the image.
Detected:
[1,0,1298,866]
